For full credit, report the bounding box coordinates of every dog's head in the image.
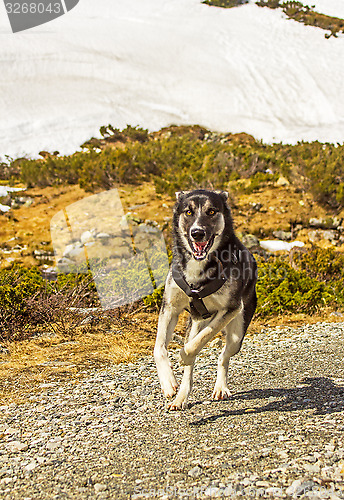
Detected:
[173,189,233,261]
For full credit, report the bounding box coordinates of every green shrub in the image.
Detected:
[291,246,344,307]
[20,153,85,187]
[0,265,46,313]
[243,171,279,194]
[0,266,99,342]
[6,124,344,211]
[256,258,335,317]
[256,1,344,37]
[143,287,164,309]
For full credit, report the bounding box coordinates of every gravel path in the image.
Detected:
[1,322,344,499]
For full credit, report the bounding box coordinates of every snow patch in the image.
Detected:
[0,186,25,197]
[260,240,305,252]
[0,0,344,158]
[0,204,11,213]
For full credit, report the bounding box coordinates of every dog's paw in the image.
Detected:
[168,397,188,411]
[212,386,231,400]
[178,347,195,366]
[161,377,178,399]
[162,386,178,399]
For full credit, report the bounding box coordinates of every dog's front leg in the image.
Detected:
[154,304,180,398]
[168,318,207,410]
[179,302,243,366]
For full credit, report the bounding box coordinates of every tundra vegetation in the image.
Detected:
[203,0,344,39]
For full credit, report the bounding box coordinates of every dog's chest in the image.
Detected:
[184,260,206,286]
[202,290,230,313]
[183,260,232,313]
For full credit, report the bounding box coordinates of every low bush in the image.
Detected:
[6,125,344,211]
[256,1,344,38]
[0,266,98,342]
[291,246,344,307]
[256,257,335,317]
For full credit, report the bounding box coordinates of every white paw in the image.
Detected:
[161,375,178,399]
[178,347,195,366]
[212,385,231,400]
[168,397,188,411]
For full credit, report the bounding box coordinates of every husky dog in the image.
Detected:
[154,189,257,410]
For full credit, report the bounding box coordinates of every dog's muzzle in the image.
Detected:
[189,231,214,260]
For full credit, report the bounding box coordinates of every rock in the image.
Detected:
[56,257,74,272]
[286,479,317,496]
[249,202,263,212]
[242,234,260,249]
[11,196,34,209]
[41,267,58,282]
[34,249,54,261]
[188,465,202,477]
[63,243,84,259]
[46,439,62,451]
[6,441,28,453]
[276,176,290,186]
[272,230,292,241]
[0,344,10,355]
[309,217,342,229]
[308,229,338,243]
[303,462,321,473]
[24,461,38,471]
[322,230,338,241]
[256,480,270,487]
[80,230,94,244]
[94,483,107,493]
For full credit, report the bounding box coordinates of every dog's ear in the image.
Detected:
[215,190,229,203]
[175,191,190,201]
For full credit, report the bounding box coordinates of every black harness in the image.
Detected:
[172,253,238,319]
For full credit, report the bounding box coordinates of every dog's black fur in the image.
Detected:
[172,189,257,331]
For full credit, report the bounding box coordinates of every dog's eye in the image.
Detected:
[207,209,217,216]
[185,209,193,216]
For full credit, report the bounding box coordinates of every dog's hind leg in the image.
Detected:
[212,309,244,400]
[169,318,208,410]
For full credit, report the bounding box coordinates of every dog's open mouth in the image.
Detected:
[190,236,214,260]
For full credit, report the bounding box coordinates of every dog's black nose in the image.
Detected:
[191,228,206,241]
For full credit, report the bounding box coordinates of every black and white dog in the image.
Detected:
[154,189,257,410]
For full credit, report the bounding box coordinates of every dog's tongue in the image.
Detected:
[194,241,207,252]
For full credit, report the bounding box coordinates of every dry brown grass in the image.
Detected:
[0,311,161,404]
[0,182,173,268]
[1,307,342,404]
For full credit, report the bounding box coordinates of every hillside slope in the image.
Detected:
[0,0,344,158]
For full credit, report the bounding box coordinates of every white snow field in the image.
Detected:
[0,0,344,159]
